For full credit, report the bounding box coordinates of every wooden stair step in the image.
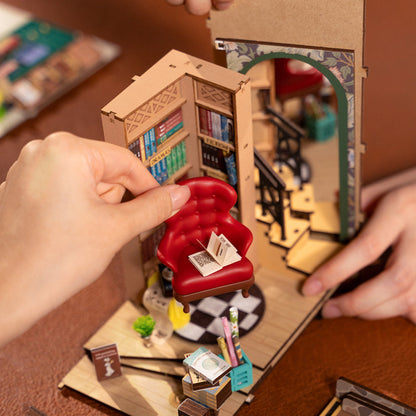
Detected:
[272,163,299,192]
[290,183,315,214]
[286,239,343,275]
[268,215,310,250]
[285,229,310,263]
[310,200,340,235]
[255,203,275,224]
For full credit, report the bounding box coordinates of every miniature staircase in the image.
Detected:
[255,165,343,275]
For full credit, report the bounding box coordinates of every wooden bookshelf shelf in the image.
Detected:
[252,111,270,121]
[165,162,192,184]
[195,99,233,119]
[198,134,235,152]
[251,80,271,89]
[201,165,229,181]
[126,97,187,146]
[144,129,190,168]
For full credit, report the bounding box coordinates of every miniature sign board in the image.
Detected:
[90,343,122,381]
[319,377,416,416]
[189,232,241,277]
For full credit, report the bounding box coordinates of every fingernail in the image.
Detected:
[322,303,342,319]
[167,185,190,211]
[214,1,233,10]
[302,277,323,296]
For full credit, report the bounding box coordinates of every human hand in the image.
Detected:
[302,173,416,323]
[164,0,233,15]
[0,132,190,346]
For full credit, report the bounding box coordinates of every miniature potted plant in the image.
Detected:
[133,315,156,348]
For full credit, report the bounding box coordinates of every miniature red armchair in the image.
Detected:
[157,177,254,313]
[275,58,323,107]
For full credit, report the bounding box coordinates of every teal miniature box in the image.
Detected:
[220,349,253,392]
[305,104,337,142]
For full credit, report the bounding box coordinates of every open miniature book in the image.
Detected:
[188,232,241,277]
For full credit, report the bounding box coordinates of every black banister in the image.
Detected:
[254,148,287,241]
[264,105,307,188]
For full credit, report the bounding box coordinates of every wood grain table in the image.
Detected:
[0,1,415,415]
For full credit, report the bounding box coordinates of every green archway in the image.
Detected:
[240,52,349,241]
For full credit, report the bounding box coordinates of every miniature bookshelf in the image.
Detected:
[101,50,256,287]
[247,59,276,162]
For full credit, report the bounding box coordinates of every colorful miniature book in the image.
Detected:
[177,398,218,416]
[188,232,241,277]
[224,152,238,186]
[182,373,232,410]
[90,343,122,381]
[210,110,221,141]
[188,368,218,391]
[183,347,231,385]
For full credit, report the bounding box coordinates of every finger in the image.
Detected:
[107,184,190,242]
[165,0,185,5]
[96,182,126,204]
[320,265,405,319]
[80,138,160,196]
[323,242,415,318]
[38,132,160,199]
[360,291,414,320]
[185,0,212,15]
[212,0,233,10]
[361,167,416,212]
[324,285,416,321]
[302,196,404,296]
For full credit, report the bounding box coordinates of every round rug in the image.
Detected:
[175,284,265,344]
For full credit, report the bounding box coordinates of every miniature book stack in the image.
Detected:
[178,347,233,415]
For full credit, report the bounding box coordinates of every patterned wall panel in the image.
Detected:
[195,81,233,114]
[125,81,181,142]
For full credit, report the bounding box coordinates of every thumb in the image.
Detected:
[109,184,190,243]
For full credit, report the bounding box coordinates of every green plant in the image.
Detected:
[132,315,156,338]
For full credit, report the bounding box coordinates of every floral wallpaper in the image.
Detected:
[223,41,357,237]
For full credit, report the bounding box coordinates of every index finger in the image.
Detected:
[81,137,159,196]
[302,195,404,296]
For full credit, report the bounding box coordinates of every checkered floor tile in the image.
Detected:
[175,284,265,344]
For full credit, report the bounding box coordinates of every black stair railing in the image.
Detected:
[254,148,287,241]
[265,105,307,189]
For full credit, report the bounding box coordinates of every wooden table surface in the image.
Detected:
[1,1,415,415]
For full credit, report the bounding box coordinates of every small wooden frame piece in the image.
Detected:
[177,398,218,416]
[319,377,416,416]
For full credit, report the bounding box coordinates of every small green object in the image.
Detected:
[133,315,156,338]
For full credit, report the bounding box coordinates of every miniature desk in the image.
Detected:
[0,0,415,415]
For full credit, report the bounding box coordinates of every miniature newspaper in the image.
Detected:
[188,232,241,277]
[183,346,231,385]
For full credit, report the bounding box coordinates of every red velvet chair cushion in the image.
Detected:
[275,58,323,95]
[157,177,254,298]
[174,244,253,295]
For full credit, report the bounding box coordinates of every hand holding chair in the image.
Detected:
[157,177,254,313]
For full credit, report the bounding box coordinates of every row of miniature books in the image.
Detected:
[128,107,184,162]
[149,140,187,184]
[198,106,234,145]
[200,142,237,186]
